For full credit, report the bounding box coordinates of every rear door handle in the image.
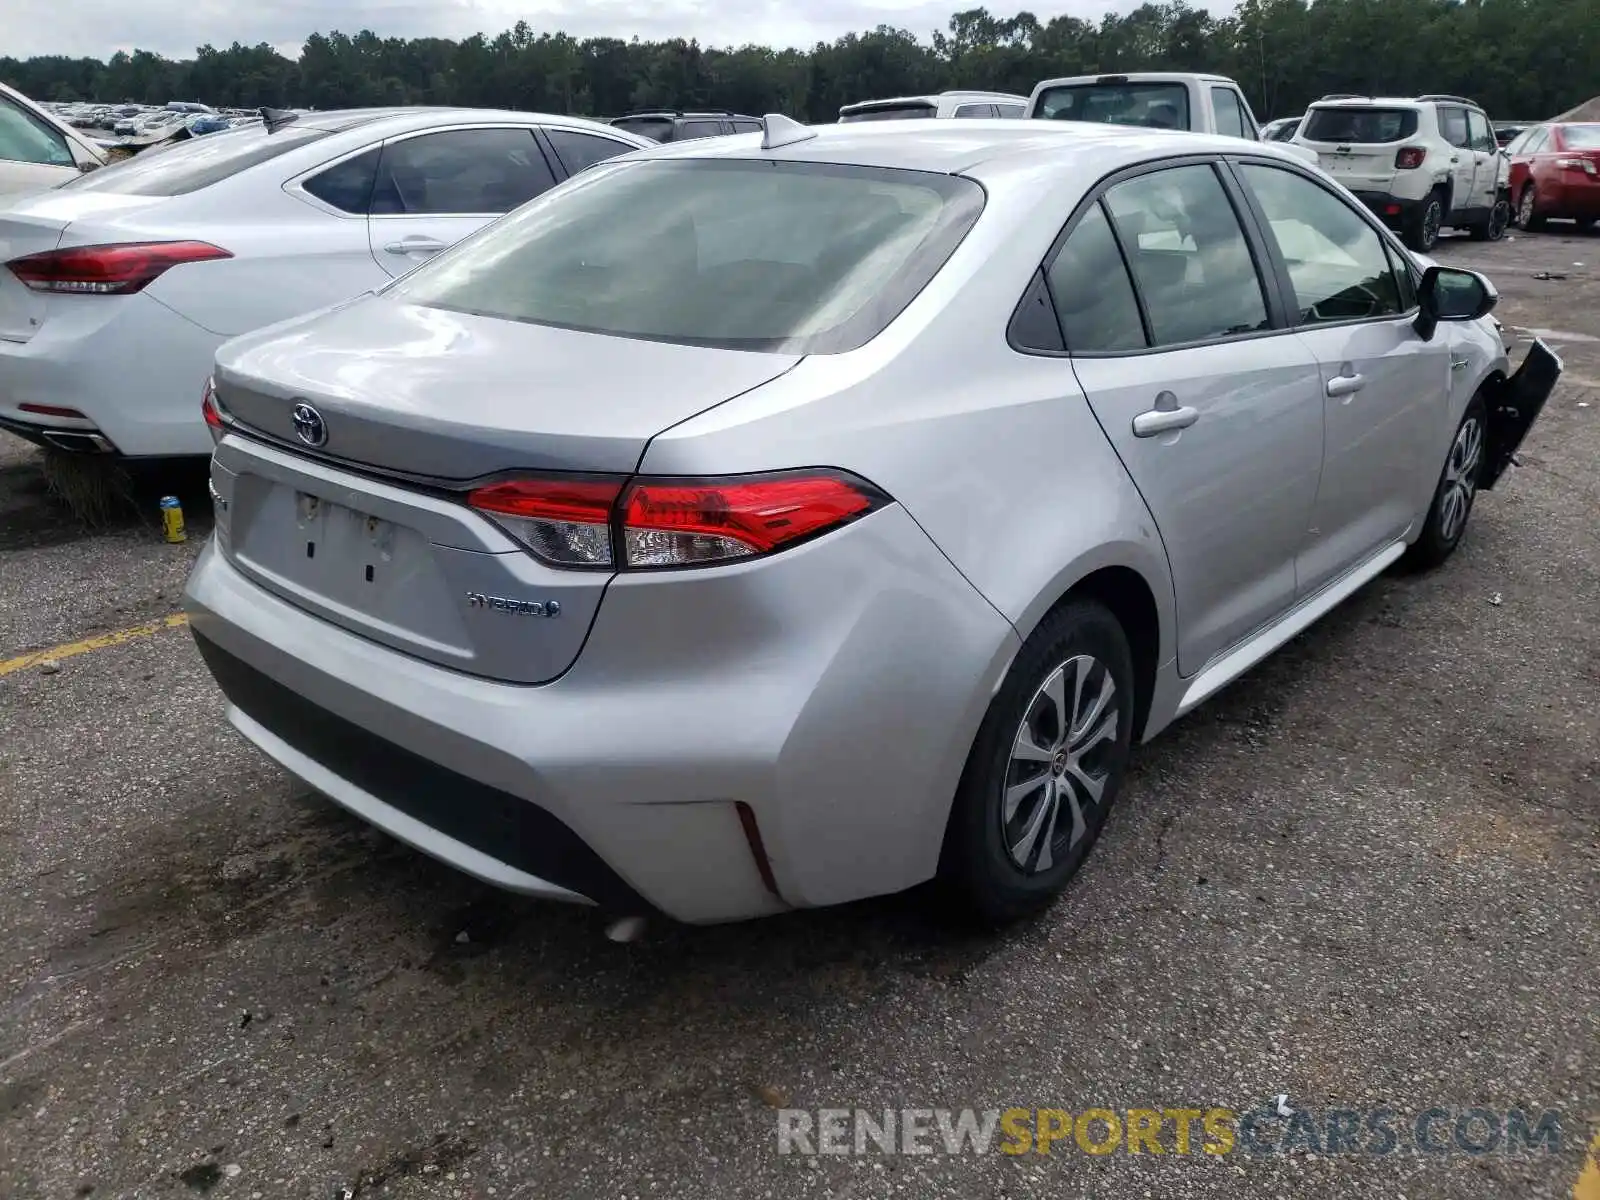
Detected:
[384,236,448,255]
[1326,373,1366,397]
[1132,405,1200,437]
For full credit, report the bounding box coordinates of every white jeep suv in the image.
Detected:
[1293,94,1510,251]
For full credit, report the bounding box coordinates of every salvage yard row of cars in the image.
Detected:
[0,76,1567,926]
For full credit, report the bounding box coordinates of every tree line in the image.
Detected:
[4,0,1597,125]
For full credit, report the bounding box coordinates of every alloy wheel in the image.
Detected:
[1002,655,1120,874]
[1438,415,1483,543]
[1488,198,1510,241]
[1422,200,1442,249]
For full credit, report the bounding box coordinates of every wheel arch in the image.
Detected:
[1016,559,1170,743]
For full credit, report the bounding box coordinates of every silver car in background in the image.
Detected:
[184,117,1558,925]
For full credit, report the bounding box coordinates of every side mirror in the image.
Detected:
[1415,265,1497,341]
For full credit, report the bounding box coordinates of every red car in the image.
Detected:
[1506,122,1600,230]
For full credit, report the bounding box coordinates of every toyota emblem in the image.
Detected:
[291,402,327,448]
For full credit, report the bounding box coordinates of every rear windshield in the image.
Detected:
[1564,124,1600,148]
[394,158,985,355]
[839,103,937,123]
[1033,82,1191,130]
[1302,107,1419,143]
[58,124,334,195]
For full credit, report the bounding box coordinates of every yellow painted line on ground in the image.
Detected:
[0,613,189,678]
[1575,1128,1600,1200]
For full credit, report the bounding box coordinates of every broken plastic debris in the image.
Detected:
[1488,593,1503,606]
[1531,272,1567,281]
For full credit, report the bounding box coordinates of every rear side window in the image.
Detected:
[370,128,556,216]
[1102,164,1269,346]
[395,158,984,355]
[678,120,725,140]
[544,128,638,175]
[729,120,762,134]
[59,124,334,195]
[1034,82,1190,131]
[1046,202,1145,353]
[995,104,1025,119]
[302,148,379,213]
[838,104,936,123]
[954,104,994,119]
[1302,107,1420,144]
[1212,88,1250,139]
[1563,124,1600,149]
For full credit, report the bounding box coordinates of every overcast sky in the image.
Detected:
[10,0,1160,61]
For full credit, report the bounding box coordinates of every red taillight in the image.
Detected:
[468,477,623,567]
[466,470,887,570]
[1395,147,1426,170]
[201,376,224,442]
[6,241,232,295]
[620,471,884,568]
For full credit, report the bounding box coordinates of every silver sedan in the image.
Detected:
[183,116,1559,925]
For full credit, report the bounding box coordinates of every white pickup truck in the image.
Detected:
[1025,71,1318,162]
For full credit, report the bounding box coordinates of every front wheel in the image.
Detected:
[1405,190,1445,252]
[940,600,1136,924]
[1406,393,1487,570]
[1472,195,1511,242]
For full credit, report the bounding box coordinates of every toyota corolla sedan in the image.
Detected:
[183,117,1560,926]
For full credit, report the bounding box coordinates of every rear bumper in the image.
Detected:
[1348,190,1425,228]
[1544,178,1600,218]
[0,293,221,458]
[183,506,1019,924]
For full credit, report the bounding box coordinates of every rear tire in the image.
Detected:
[1405,189,1445,252]
[1517,185,1546,231]
[1406,392,1487,570]
[939,600,1136,924]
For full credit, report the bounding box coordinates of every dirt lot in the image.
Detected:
[1,228,1597,1200]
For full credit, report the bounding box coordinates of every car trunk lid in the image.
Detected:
[210,296,800,683]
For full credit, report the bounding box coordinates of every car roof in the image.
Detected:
[841,91,1029,107]
[287,107,633,138]
[1032,72,1237,88]
[631,118,1308,179]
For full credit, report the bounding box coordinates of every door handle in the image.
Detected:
[384,236,448,255]
[1132,404,1200,437]
[1450,156,1460,164]
[1326,373,1366,397]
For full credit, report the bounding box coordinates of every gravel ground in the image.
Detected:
[1,229,1596,1200]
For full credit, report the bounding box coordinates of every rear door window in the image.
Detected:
[369,128,556,215]
[1466,110,1496,153]
[302,147,380,213]
[729,120,762,134]
[1302,107,1420,144]
[1101,164,1270,346]
[1439,107,1471,150]
[995,104,1025,118]
[1046,202,1146,352]
[954,104,995,119]
[543,128,639,176]
[610,117,673,142]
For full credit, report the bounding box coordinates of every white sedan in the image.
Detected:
[0,107,652,457]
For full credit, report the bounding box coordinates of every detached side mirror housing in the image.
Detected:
[1415,265,1498,341]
